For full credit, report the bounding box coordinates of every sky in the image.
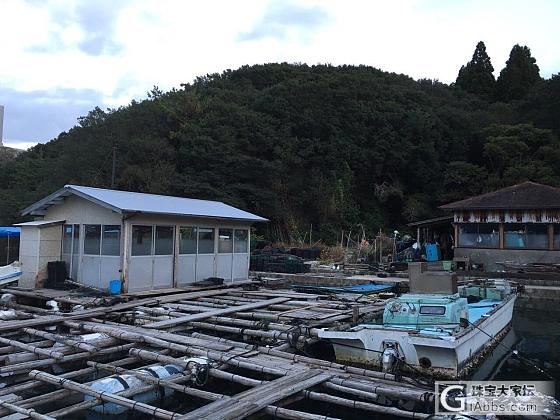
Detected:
[1,0,559,150]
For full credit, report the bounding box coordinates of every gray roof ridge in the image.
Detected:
[66,184,228,206]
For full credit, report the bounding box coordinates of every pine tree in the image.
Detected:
[496,44,541,101]
[456,41,496,100]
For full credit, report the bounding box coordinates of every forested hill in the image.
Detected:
[1,43,559,242]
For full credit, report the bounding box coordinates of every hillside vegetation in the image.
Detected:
[1,43,559,242]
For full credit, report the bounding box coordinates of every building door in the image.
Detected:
[61,224,80,280]
[129,225,174,292]
[177,226,197,286]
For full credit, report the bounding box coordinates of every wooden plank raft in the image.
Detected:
[177,369,332,420]
[145,297,290,329]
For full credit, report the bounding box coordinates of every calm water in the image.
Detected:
[483,298,560,396]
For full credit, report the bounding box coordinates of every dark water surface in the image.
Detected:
[488,298,560,396]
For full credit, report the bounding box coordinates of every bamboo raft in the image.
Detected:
[0,282,441,419]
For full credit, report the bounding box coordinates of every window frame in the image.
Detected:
[179,226,198,255]
[101,225,122,256]
[83,224,102,256]
[419,305,446,315]
[131,225,154,257]
[197,227,215,254]
[233,229,249,254]
[503,223,549,250]
[457,223,499,249]
[218,228,233,254]
[154,225,175,256]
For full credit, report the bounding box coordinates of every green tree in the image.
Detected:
[456,41,496,99]
[496,45,541,101]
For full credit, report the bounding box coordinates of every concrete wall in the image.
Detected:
[455,247,560,271]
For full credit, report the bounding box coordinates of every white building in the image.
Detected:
[17,185,267,293]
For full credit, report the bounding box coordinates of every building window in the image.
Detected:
[62,225,73,254]
[73,224,80,254]
[218,228,233,253]
[84,225,101,255]
[234,229,248,253]
[504,224,526,248]
[155,226,174,255]
[555,225,560,249]
[179,227,197,254]
[504,224,548,249]
[102,225,121,256]
[526,224,548,249]
[198,228,215,254]
[132,225,153,256]
[458,223,499,248]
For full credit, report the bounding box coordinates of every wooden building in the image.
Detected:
[440,181,560,271]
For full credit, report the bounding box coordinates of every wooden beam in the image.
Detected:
[177,369,332,420]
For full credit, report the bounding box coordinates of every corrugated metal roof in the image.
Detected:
[22,185,268,222]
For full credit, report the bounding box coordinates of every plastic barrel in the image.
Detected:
[108,280,121,295]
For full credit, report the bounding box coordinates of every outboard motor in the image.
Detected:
[381,345,398,373]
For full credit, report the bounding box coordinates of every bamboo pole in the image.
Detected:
[88,362,339,420]
[45,374,192,418]
[23,328,100,353]
[0,336,64,360]
[0,398,55,420]
[28,370,182,420]
[0,342,135,375]
[145,297,290,329]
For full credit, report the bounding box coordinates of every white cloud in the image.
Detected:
[3,139,38,150]
[1,0,559,142]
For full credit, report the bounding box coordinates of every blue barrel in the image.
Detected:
[108,280,121,295]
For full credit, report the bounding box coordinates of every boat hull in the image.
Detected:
[319,295,516,377]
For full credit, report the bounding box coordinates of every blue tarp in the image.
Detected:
[0,227,20,238]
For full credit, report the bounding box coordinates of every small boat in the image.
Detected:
[0,262,22,286]
[318,279,516,378]
[290,283,393,295]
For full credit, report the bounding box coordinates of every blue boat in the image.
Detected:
[291,283,393,295]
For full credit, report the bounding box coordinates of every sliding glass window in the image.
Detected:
[218,229,233,253]
[526,224,548,249]
[62,225,73,254]
[458,224,499,248]
[198,228,215,254]
[84,225,101,255]
[179,227,197,254]
[155,226,174,255]
[132,225,153,256]
[102,225,121,255]
[234,229,248,253]
[505,224,548,249]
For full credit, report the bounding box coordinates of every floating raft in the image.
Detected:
[0,281,438,419]
[291,283,393,295]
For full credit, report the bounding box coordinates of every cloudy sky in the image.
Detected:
[1,0,559,149]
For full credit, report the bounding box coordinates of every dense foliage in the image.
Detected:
[1,43,559,242]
